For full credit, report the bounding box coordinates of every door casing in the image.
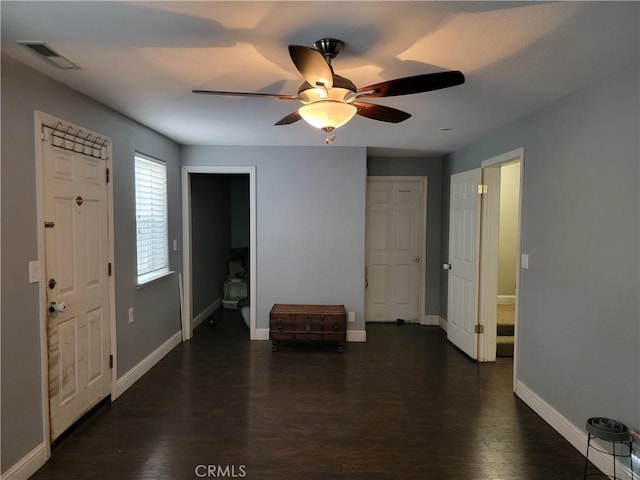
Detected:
[478,148,524,379]
[181,166,257,341]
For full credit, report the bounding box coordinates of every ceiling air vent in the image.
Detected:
[17,41,78,70]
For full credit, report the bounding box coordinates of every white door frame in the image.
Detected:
[478,148,524,382]
[34,111,116,457]
[365,176,427,324]
[181,166,257,340]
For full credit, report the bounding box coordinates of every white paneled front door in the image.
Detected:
[446,168,482,359]
[366,178,425,322]
[43,131,112,441]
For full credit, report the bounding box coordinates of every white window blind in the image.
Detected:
[135,154,169,284]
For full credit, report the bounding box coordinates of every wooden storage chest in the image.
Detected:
[269,304,347,352]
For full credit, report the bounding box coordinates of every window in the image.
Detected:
[135,153,169,285]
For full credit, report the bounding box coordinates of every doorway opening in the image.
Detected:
[445,148,524,372]
[495,162,520,358]
[478,149,524,368]
[181,166,257,341]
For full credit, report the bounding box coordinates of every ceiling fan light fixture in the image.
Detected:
[298,100,357,132]
[194,38,465,136]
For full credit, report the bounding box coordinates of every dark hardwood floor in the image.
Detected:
[32,310,589,479]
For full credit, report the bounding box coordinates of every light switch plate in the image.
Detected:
[521,254,529,269]
[128,307,134,324]
[29,261,41,283]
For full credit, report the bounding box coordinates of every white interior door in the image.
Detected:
[447,168,481,359]
[43,133,111,441]
[366,178,425,322]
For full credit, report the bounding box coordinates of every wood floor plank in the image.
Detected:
[31,309,588,479]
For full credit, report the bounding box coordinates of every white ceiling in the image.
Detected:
[2,1,638,155]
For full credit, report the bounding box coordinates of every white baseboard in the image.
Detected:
[115,331,182,399]
[1,441,47,480]
[515,380,637,480]
[420,315,440,326]
[192,296,222,329]
[439,316,447,332]
[253,328,270,341]
[497,295,516,305]
[347,329,366,342]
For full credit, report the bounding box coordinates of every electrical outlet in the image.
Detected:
[128,307,134,324]
[348,311,355,323]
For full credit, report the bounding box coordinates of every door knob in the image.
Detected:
[412,256,421,262]
[49,301,66,313]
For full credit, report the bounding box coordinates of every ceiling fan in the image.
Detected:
[193,38,465,142]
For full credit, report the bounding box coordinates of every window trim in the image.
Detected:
[134,152,169,286]
[136,269,174,289]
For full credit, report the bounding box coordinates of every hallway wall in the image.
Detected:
[190,174,231,317]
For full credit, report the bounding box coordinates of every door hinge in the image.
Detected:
[477,184,488,195]
[106,168,110,184]
[108,262,112,276]
[109,355,113,369]
[475,324,485,334]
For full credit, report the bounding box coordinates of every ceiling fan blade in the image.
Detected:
[357,71,465,98]
[193,89,298,100]
[288,45,333,89]
[274,111,302,126]
[354,102,412,123]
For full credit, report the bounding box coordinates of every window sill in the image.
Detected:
[137,270,175,289]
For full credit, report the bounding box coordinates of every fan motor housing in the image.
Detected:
[314,38,345,59]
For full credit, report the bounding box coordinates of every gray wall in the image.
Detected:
[441,64,639,436]
[190,174,232,316]
[230,175,250,248]
[367,156,443,316]
[1,54,182,473]
[181,145,367,331]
